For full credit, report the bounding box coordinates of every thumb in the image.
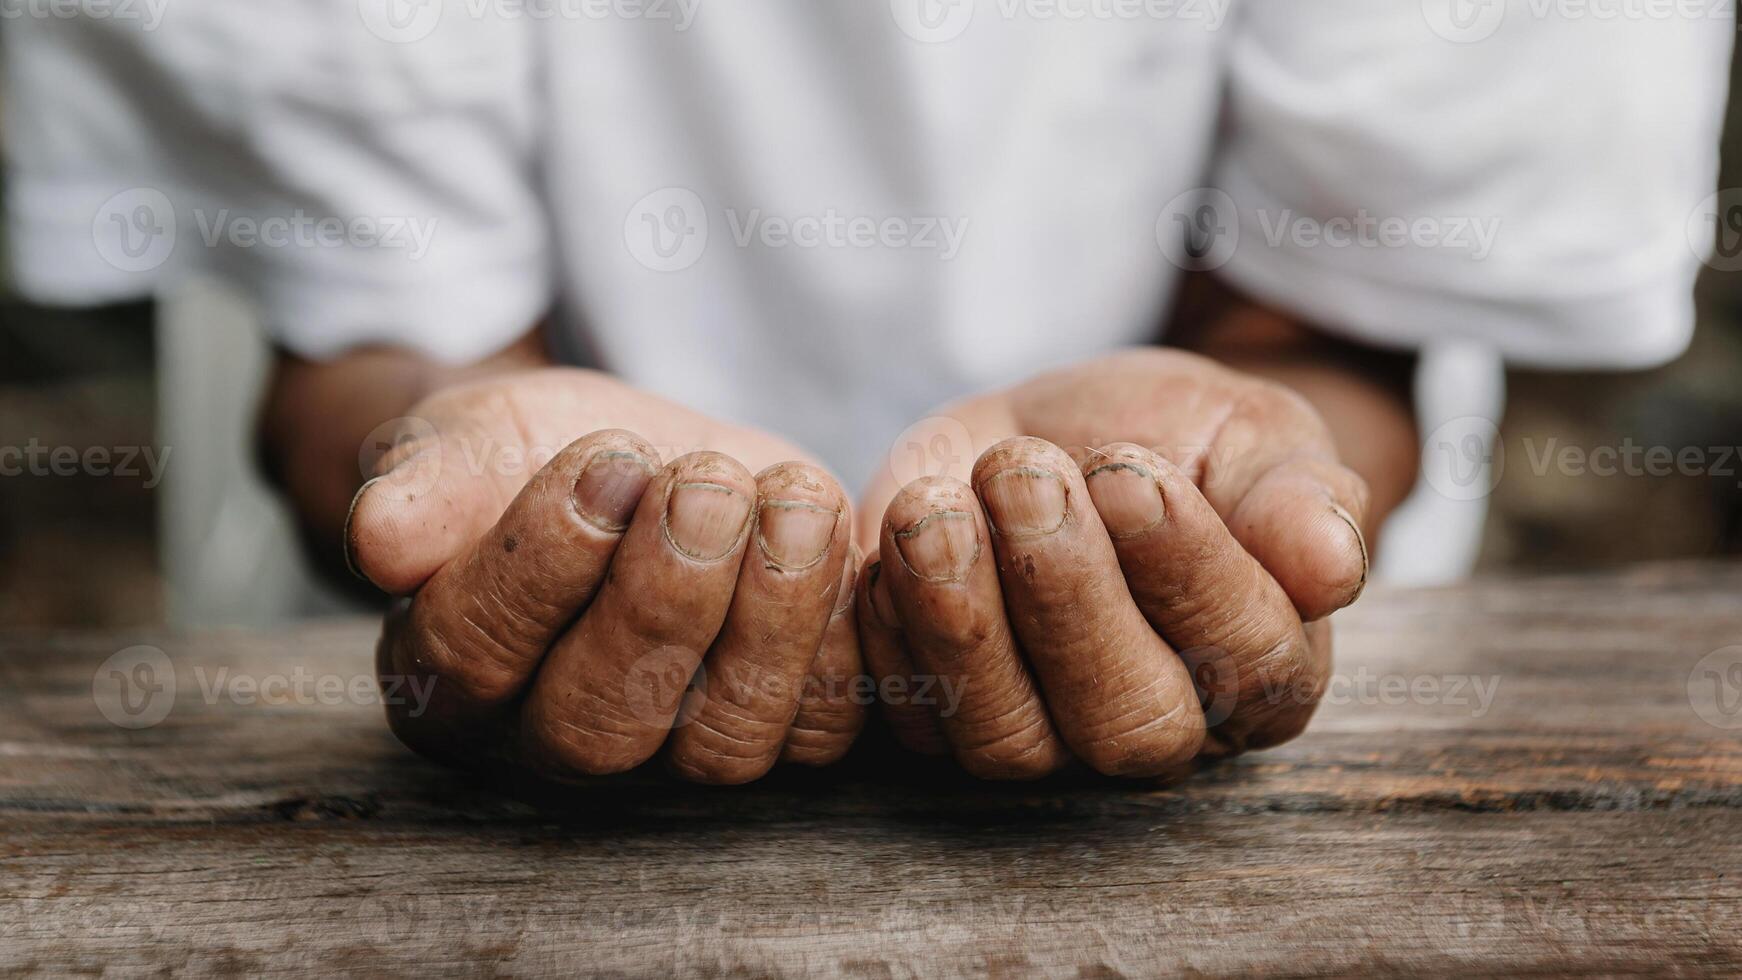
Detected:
[345,410,528,595]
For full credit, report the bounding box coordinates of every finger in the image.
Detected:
[667,462,851,784]
[520,451,756,775]
[380,431,658,752]
[973,438,1204,777]
[1194,384,1370,622]
[1083,443,1328,753]
[782,545,870,767]
[348,400,547,596]
[880,478,1069,780]
[854,554,951,757]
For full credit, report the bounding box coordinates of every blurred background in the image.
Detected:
[3,38,1740,630]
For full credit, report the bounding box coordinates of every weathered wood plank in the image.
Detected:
[1,562,1740,976]
[3,811,1739,977]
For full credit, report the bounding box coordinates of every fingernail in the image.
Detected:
[758,499,838,570]
[665,482,752,561]
[893,510,980,582]
[343,475,386,587]
[867,561,901,626]
[573,451,656,531]
[978,467,1067,536]
[1085,462,1165,538]
[1329,502,1369,607]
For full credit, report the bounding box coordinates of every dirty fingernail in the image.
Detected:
[665,482,752,561]
[978,468,1067,536]
[1329,502,1369,607]
[343,476,386,587]
[893,510,979,582]
[759,500,838,570]
[573,451,656,531]
[1085,462,1164,537]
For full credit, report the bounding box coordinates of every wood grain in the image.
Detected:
[2,561,1740,976]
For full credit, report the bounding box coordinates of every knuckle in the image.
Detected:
[666,680,790,784]
[1238,631,1318,702]
[885,714,952,756]
[781,728,857,767]
[669,726,778,784]
[522,706,654,777]
[1212,634,1328,753]
[618,601,713,657]
[959,743,1062,781]
[791,683,867,750]
[669,753,769,785]
[697,668,794,726]
[1070,683,1205,777]
[799,702,864,733]
[954,711,1066,780]
[1077,719,1202,777]
[406,606,523,706]
[912,610,1001,663]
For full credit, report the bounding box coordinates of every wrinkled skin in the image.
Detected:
[854,349,1368,778]
[345,349,1371,784]
[351,369,867,785]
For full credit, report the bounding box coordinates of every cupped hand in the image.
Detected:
[855,349,1370,778]
[350,368,865,784]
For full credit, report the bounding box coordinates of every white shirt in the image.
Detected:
[5,0,1733,495]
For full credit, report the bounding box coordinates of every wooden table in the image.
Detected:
[3,562,1740,976]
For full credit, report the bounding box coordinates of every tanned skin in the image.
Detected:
[260,276,1417,783]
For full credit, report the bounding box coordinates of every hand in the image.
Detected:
[854,349,1370,778]
[349,368,865,784]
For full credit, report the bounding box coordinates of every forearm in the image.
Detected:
[258,327,553,582]
[1168,274,1419,538]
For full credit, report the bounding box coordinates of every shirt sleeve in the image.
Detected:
[1209,0,1733,369]
[3,4,549,364]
